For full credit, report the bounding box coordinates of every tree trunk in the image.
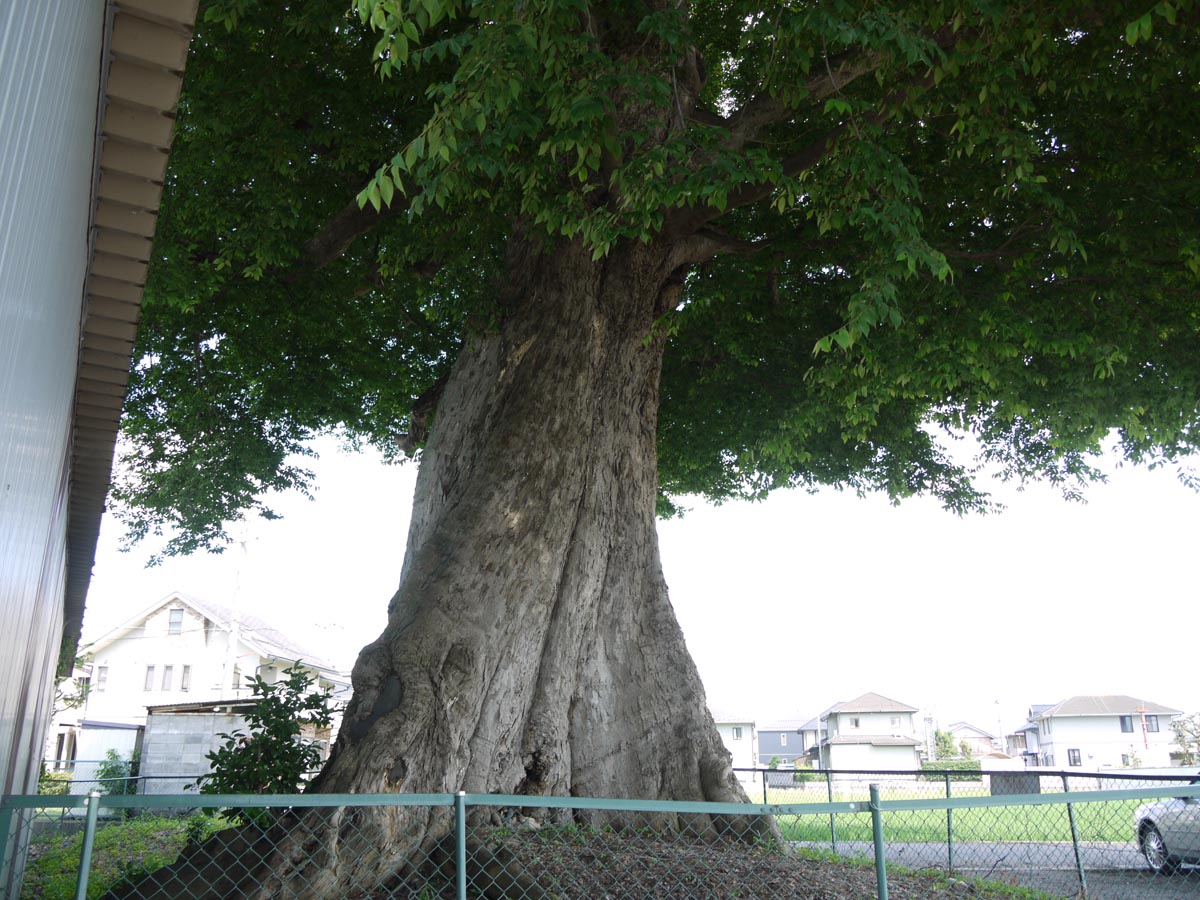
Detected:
[119,234,759,899]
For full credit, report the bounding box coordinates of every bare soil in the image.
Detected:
[428,826,1051,900]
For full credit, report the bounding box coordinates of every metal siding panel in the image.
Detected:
[0,3,104,894]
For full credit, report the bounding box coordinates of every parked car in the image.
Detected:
[1135,779,1200,874]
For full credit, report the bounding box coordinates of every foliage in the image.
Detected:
[95,749,139,796]
[959,740,974,761]
[1170,712,1200,765]
[53,662,91,716]
[21,814,232,900]
[933,729,958,761]
[767,756,781,769]
[114,0,1200,556]
[791,761,822,785]
[920,760,982,782]
[38,763,71,796]
[194,664,332,797]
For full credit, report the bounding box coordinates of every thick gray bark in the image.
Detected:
[319,233,739,803]
[118,234,758,899]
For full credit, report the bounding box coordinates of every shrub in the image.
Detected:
[920,760,982,782]
[38,764,71,796]
[194,664,332,822]
[94,749,139,796]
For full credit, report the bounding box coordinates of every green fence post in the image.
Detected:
[455,791,467,900]
[825,769,838,854]
[1061,774,1088,899]
[869,784,889,900]
[763,772,769,806]
[944,770,955,872]
[0,800,14,889]
[74,791,102,900]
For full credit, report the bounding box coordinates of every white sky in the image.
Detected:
[82,435,1200,741]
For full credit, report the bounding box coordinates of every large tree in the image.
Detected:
[116,0,1200,894]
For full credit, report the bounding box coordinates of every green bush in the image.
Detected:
[195,664,332,823]
[94,749,139,796]
[920,760,983,782]
[38,765,71,796]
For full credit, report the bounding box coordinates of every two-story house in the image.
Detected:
[1030,695,1182,769]
[48,592,348,786]
[818,692,922,770]
[710,710,759,784]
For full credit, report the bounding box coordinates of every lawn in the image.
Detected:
[778,799,1141,844]
[20,814,231,900]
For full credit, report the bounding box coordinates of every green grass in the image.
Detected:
[778,799,1141,844]
[20,814,233,900]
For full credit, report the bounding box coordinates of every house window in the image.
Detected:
[732,727,743,740]
[181,665,191,692]
[1119,716,1134,733]
[232,665,242,690]
[94,666,107,692]
[780,733,787,747]
[1068,749,1081,766]
[849,717,860,729]
[144,665,155,691]
[1145,715,1159,733]
[161,665,173,691]
[890,717,900,728]
[168,608,184,635]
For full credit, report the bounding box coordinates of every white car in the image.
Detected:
[1135,779,1200,874]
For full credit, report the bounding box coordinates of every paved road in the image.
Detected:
[793,840,1199,899]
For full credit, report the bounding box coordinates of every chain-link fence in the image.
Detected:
[4,776,1198,899]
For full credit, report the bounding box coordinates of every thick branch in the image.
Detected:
[717,50,878,152]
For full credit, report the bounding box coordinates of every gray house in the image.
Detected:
[756,719,810,768]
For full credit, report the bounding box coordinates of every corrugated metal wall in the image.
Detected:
[0,0,105,839]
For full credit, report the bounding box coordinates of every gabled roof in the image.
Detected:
[828,692,917,715]
[948,721,994,739]
[86,591,340,673]
[1036,695,1182,719]
[709,708,754,725]
[757,719,809,732]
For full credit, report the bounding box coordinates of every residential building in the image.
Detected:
[711,711,758,782]
[756,719,810,768]
[817,692,922,770]
[1030,695,1183,769]
[1008,704,1052,764]
[947,721,997,759]
[47,592,349,787]
[758,708,836,769]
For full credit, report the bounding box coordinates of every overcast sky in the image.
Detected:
[83,435,1200,740]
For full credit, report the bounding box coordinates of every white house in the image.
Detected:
[1030,695,1182,769]
[711,711,759,784]
[818,692,922,770]
[48,592,349,787]
[948,721,997,759]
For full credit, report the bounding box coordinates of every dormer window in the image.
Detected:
[168,608,184,635]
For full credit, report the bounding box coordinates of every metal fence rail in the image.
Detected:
[3,781,1198,899]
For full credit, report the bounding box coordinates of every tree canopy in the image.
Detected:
[117,0,1200,555]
